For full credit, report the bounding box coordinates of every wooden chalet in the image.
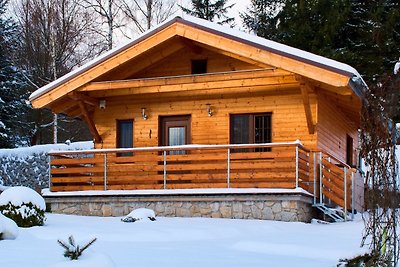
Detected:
[29,15,366,219]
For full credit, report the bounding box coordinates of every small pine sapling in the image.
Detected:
[57,235,97,260]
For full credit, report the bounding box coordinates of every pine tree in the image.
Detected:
[241,0,400,84]
[180,0,235,25]
[0,0,30,148]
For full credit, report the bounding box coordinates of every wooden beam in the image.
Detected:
[80,68,295,94]
[175,23,351,87]
[179,37,203,54]
[299,80,315,134]
[109,39,185,80]
[82,76,298,98]
[195,42,272,69]
[68,92,99,106]
[90,82,299,99]
[78,101,102,143]
[31,23,179,108]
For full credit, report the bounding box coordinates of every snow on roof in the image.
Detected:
[29,14,366,103]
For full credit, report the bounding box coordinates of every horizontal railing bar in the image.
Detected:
[49,140,307,156]
[311,150,352,170]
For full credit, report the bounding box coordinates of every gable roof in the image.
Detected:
[29,15,367,107]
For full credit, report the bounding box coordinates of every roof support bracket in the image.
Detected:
[298,77,315,134]
[78,101,102,143]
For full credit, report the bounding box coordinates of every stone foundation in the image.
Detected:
[45,191,314,222]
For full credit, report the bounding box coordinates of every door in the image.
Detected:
[160,115,191,155]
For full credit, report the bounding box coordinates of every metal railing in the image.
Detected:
[48,141,310,192]
[312,151,356,221]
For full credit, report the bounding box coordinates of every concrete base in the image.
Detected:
[45,190,314,222]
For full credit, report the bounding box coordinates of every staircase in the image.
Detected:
[311,152,356,223]
[313,203,348,222]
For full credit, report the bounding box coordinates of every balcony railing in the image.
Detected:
[48,141,311,192]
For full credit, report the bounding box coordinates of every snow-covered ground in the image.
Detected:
[0,213,367,267]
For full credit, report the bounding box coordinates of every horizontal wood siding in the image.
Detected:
[93,90,317,150]
[132,47,261,79]
[317,93,358,164]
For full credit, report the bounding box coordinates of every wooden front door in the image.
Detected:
[160,115,191,154]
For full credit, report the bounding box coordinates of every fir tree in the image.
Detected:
[180,0,235,26]
[0,0,30,148]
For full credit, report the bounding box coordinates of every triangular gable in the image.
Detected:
[29,15,367,109]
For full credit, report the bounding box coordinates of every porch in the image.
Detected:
[48,141,362,216]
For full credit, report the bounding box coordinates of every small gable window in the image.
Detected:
[191,59,207,74]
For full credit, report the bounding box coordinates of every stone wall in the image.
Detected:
[0,141,93,190]
[0,153,49,190]
[45,192,314,222]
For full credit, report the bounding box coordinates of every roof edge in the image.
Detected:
[29,16,183,103]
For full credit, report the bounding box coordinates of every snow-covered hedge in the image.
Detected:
[0,141,93,190]
[0,186,46,227]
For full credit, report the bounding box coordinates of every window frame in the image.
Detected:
[230,113,272,151]
[116,119,134,157]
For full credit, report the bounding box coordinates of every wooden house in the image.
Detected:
[29,15,366,221]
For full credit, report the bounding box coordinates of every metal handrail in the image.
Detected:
[49,140,308,156]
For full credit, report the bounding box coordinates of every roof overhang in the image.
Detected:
[29,15,367,109]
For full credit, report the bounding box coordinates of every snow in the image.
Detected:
[394,59,400,75]
[0,186,46,210]
[0,141,93,158]
[29,15,366,103]
[122,208,156,222]
[42,187,312,197]
[0,213,19,240]
[0,213,367,266]
[52,252,115,267]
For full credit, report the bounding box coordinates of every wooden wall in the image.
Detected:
[132,47,261,79]
[316,92,358,165]
[93,89,318,151]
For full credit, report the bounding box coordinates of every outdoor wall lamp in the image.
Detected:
[99,99,106,109]
[141,108,148,120]
[206,104,213,117]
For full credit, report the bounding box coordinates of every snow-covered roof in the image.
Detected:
[29,14,367,102]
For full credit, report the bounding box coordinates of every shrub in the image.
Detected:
[58,235,97,260]
[0,186,46,227]
[0,201,45,227]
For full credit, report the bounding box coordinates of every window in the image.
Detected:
[230,113,272,151]
[117,120,133,156]
[346,134,353,166]
[191,59,207,74]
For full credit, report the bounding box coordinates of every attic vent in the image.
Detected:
[191,59,207,74]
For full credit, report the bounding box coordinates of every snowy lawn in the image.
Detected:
[0,213,367,267]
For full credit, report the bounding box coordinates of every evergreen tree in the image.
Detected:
[241,0,400,83]
[0,0,30,148]
[180,0,235,25]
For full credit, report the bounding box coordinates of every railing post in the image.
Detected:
[319,152,323,204]
[313,152,317,205]
[344,167,347,221]
[295,145,299,188]
[227,148,230,188]
[163,150,167,189]
[104,153,107,190]
[351,172,355,220]
[48,154,52,192]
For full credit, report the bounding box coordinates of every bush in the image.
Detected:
[58,235,97,260]
[0,202,45,227]
[0,186,46,227]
